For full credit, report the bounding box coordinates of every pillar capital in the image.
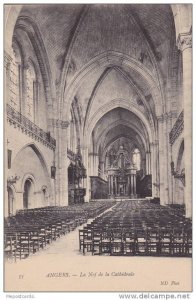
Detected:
[177,30,192,52]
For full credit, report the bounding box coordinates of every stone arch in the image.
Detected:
[59,5,90,98]
[21,173,37,193]
[84,98,154,147]
[61,51,163,122]
[12,37,22,64]
[27,56,41,82]
[12,143,51,194]
[4,5,22,52]
[96,119,148,156]
[83,65,155,131]
[22,174,36,209]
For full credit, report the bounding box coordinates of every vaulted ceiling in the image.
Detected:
[18,4,176,84]
[92,108,148,160]
[14,4,180,155]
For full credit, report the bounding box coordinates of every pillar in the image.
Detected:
[130,174,133,197]
[157,117,169,204]
[82,146,90,202]
[60,124,69,206]
[127,174,130,196]
[108,175,111,195]
[93,153,99,176]
[88,153,94,176]
[106,155,109,169]
[54,120,70,207]
[178,30,192,218]
[115,176,118,196]
[133,174,136,196]
[146,152,151,175]
[111,175,114,196]
[100,160,105,179]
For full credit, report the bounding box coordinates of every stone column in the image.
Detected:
[100,160,105,179]
[60,122,70,206]
[157,117,169,204]
[133,174,136,196]
[54,119,69,207]
[127,175,130,196]
[130,174,133,197]
[150,141,159,201]
[106,155,109,169]
[108,175,111,195]
[88,153,94,176]
[111,175,114,196]
[115,176,118,196]
[178,31,192,218]
[146,152,151,175]
[93,153,99,176]
[82,146,90,202]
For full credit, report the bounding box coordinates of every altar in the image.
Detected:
[107,145,137,198]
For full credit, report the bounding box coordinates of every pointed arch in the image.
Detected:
[61,51,163,123]
[15,16,54,103]
[83,65,155,131]
[12,143,51,185]
[84,98,154,147]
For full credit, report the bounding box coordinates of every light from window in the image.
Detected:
[25,65,36,122]
[132,148,141,170]
[9,50,20,111]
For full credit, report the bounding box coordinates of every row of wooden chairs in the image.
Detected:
[4,200,116,261]
[79,228,192,256]
[79,200,192,257]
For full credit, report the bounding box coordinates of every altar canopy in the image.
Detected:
[107,145,137,198]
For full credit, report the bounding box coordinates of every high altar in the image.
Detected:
[107,145,137,198]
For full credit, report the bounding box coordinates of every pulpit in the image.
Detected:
[68,149,86,205]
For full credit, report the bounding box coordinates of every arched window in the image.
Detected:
[8,42,21,111]
[132,148,141,170]
[25,62,36,122]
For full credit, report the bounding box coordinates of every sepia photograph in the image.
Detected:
[3,2,192,293]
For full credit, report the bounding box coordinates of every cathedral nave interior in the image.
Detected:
[4,4,192,291]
